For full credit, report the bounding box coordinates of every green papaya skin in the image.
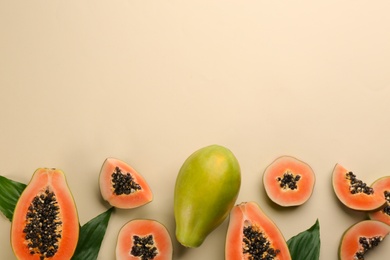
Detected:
[174,144,241,247]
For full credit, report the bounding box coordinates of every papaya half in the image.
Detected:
[332,163,386,211]
[11,168,79,260]
[225,201,291,260]
[263,155,315,207]
[174,144,241,248]
[99,157,153,209]
[116,219,173,260]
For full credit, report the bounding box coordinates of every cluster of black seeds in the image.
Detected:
[383,206,390,215]
[130,235,158,260]
[111,167,141,195]
[384,191,390,202]
[23,188,62,260]
[276,171,301,190]
[354,236,383,260]
[242,225,280,260]
[382,191,390,215]
[345,172,374,195]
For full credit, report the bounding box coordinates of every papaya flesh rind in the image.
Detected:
[99,157,153,209]
[11,168,79,260]
[174,144,241,248]
[339,220,390,260]
[116,219,173,260]
[225,201,291,260]
[332,163,386,211]
[263,155,315,207]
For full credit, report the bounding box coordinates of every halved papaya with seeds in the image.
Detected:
[263,156,315,207]
[225,201,291,260]
[116,219,173,260]
[368,176,390,225]
[332,163,386,211]
[11,168,79,260]
[99,158,153,209]
[339,220,390,260]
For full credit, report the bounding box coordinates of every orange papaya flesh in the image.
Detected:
[263,156,315,207]
[368,176,390,225]
[225,201,291,260]
[332,163,386,211]
[99,158,153,209]
[11,168,79,260]
[339,220,390,260]
[116,219,173,260]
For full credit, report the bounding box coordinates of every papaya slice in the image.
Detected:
[368,176,390,225]
[339,220,390,260]
[263,156,315,207]
[332,163,386,211]
[99,158,153,209]
[11,168,79,260]
[225,201,291,260]
[116,219,173,260]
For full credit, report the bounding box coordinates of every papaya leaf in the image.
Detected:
[0,175,26,221]
[72,207,114,260]
[287,219,320,260]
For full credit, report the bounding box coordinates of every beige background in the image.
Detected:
[1,1,390,259]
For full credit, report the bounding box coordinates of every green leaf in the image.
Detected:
[287,219,320,260]
[0,175,26,221]
[72,207,114,260]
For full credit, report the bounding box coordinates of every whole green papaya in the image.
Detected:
[174,144,241,247]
